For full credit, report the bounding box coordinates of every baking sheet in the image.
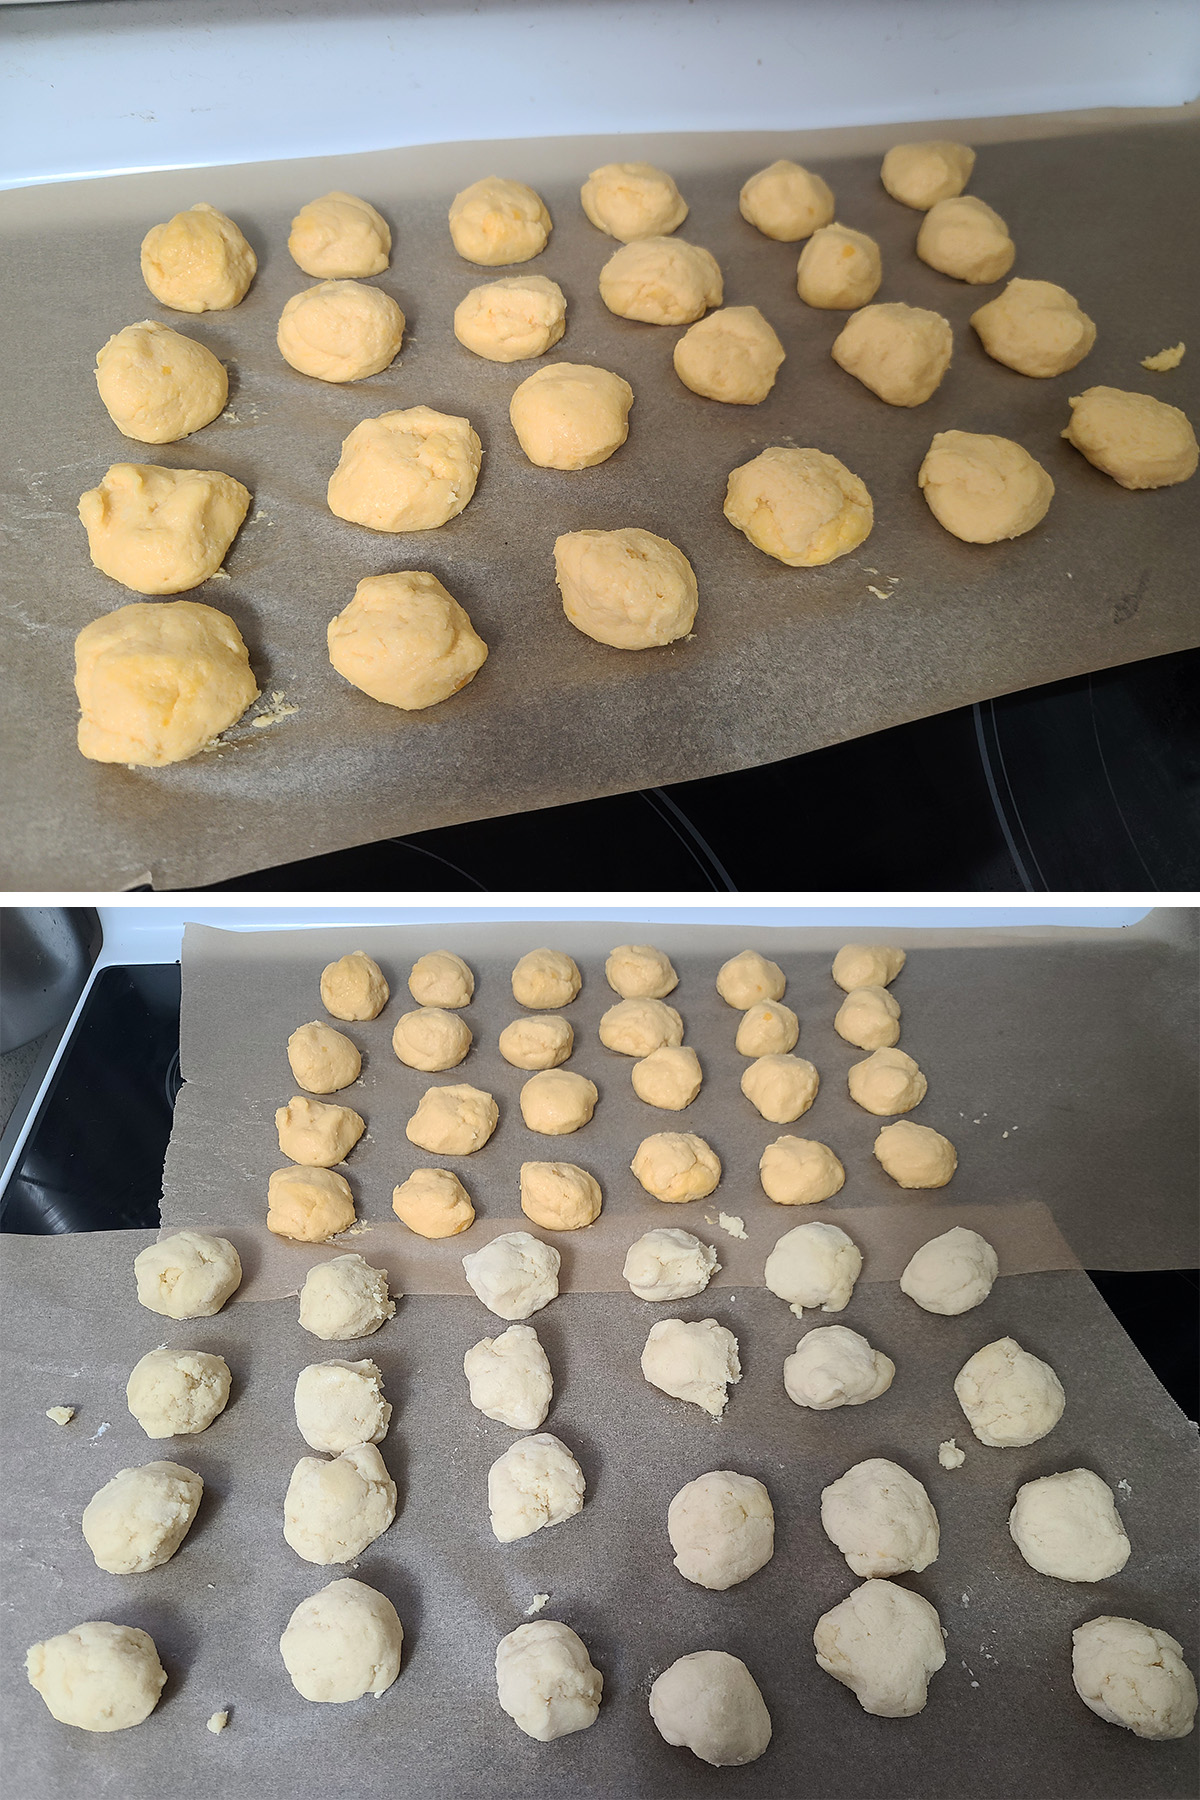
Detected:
[1,117,1197,888]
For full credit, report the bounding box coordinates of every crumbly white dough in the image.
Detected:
[917,195,1014,283]
[814,1580,945,1717]
[520,1161,602,1229]
[499,1016,574,1069]
[581,162,687,241]
[874,1119,957,1188]
[919,430,1055,542]
[938,1438,965,1469]
[267,1165,356,1242]
[283,1444,397,1564]
[496,1620,602,1741]
[82,1461,203,1574]
[280,1578,403,1702]
[519,1069,598,1135]
[736,1001,799,1056]
[599,237,722,325]
[78,462,251,596]
[758,1135,845,1206]
[954,1336,1065,1446]
[554,527,698,650]
[971,278,1096,378]
[392,1167,475,1238]
[298,1254,395,1340]
[740,159,834,241]
[294,1359,391,1455]
[510,363,634,468]
[632,1045,703,1110]
[95,320,228,444]
[725,447,873,566]
[642,1317,741,1417]
[409,949,474,1008]
[207,1710,228,1732]
[141,202,256,312]
[821,1458,938,1575]
[606,944,678,998]
[327,407,481,532]
[454,274,567,362]
[797,225,882,309]
[46,1407,75,1426]
[1009,1469,1130,1581]
[405,1083,498,1155]
[448,177,552,265]
[1062,386,1198,489]
[764,1222,863,1317]
[631,1131,721,1202]
[464,1324,553,1429]
[623,1227,718,1301]
[328,571,489,709]
[741,1054,819,1124]
[488,1433,585,1542]
[832,944,906,991]
[668,1470,774,1589]
[674,306,785,405]
[650,1650,772,1766]
[26,1622,167,1732]
[134,1231,241,1319]
[512,948,581,1009]
[126,1348,231,1439]
[321,951,389,1020]
[287,1021,362,1093]
[718,1213,747,1240]
[834,986,901,1050]
[848,1046,926,1116]
[463,1231,560,1320]
[277,280,404,385]
[1072,1617,1197,1740]
[391,1007,473,1072]
[599,997,684,1057]
[717,949,785,1009]
[784,1326,894,1410]
[880,140,975,209]
[900,1226,998,1315]
[832,302,953,406]
[288,192,391,278]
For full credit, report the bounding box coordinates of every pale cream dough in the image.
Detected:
[26,1623,166,1732]
[900,1226,997,1315]
[739,159,834,240]
[298,1253,395,1339]
[283,1444,396,1563]
[741,1053,819,1124]
[463,1231,560,1319]
[736,1000,798,1056]
[764,1221,862,1317]
[1072,1618,1197,1740]
[631,1131,721,1202]
[294,1359,391,1455]
[1062,386,1198,489]
[464,1322,552,1428]
[797,225,882,309]
[553,527,697,649]
[623,1227,718,1301]
[406,1083,498,1155]
[454,274,567,361]
[1141,342,1185,372]
[78,462,251,594]
[277,280,405,383]
[917,195,1014,283]
[832,302,953,406]
[496,1620,602,1742]
[632,1045,702,1110]
[126,1347,231,1438]
[391,1007,473,1072]
[1010,1469,1130,1581]
[834,986,900,1049]
[848,1046,926,1115]
[599,237,722,325]
[327,406,481,531]
[650,1651,772,1767]
[267,1165,356,1241]
[784,1325,894,1409]
[409,949,474,1007]
[954,1336,1065,1446]
[82,1461,203,1574]
[327,571,488,710]
[449,177,551,264]
[873,1119,957,1187]
[724,447,873,566]
[280,1578,403,1703]
[599,997,683,1057]
[392,1166,475,1237]
[581,162,687,241]
[758,1135,845,1206]
[821,1458,937,1575]
[321,951,389,1020]
[667,1470,774,1589]
[673,306,785,404]
[512,948,581,1008]
[288,191,391,278]
[605,943,678,998]
[288,1021,362,1092]
[519,1068,598,1134]
[919,430,1055,542]
[134,1230,241,1318]
[510,362,634,468]
[642,1317,741,1416]
[880,140,975,209]
[814,1581,945,1717]
[832,943,905,990]
[971,278,1096,378]
[140,202,256,312]
[489,1433,584,1541]
[520,1161,602,1229]
[95,320,227,444]
[716,949,785,1009]
[499,1015,574,1069]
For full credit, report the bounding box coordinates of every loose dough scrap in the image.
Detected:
[448,177,552,265]
[631,1131,721,1202]
[82,1460,203,1574]
[954,1336,1065,1446]
[287,1020,362,1093]
[321,951,389,1021]
[650,1651,772,1767]
[758,1135,845,1206]
[605,943,678,998]
[919,430,1055,542]
[267,1165,356,1242]
[488,1433,585,1541]
[1072,1617,1198,1740]
[1141,342,1185,372]
[668,1470,774,1589]
[599,997,684,1057]
[623,1227,718,1301]
[632,1044,703,1110]
[26,1622,166,1732]
[462,1231,560,1319]
[821,1458,938,1575]
[510,362,634,469]
[140,202,256,312]
[724,447,873,566]
[741,1053,819,1124]
[716,949,785,1009]
[406,1083,498,1154]
[1010,1468,1130,1581]
[832,943,905,991]
[938,1439,965,1469]
[46,1407,75,1426]
[280,1578,403,1702]
[784,1325,894,1410]
[874,1119,957,1188]
[496,1620,602,1741]
[673,306,785,405]
[796,225,882,310]
[813,1580,945,1717]
[917,195,1014,284]
[126,1347,231,1438]
[95,321,227,444]
[971,278,1096,378]
[409,949,474,1008]
[900,1226,998,1315]
[832,303,953,407]
[464,1323,553,1428]
[519,1069,598,1135]
[294,1359,391,1455]
[880,140,975,210]
[283,1444,397,1564]
[393,1167,475,1237]
[512,948,581,1008]
[277,281,405,383]
[327,407,481,531]
[581,162,687,241]
[454,274,567,362]
[553,527,698,650]
[764,1221,862,1317]
[740,159,834,241]
[499,1015,574,1069]
[134,1230,241,1318]
[847,1046,926,1116]
[642,1317,741,1417]
[391,1007,473,1072]
[520,1161,602,1229]
[834,986,900,1050]
[74,599,258,765]
[1062,386,1198,489]
[599,237,722,325]
[299,1253,395,1340]
[288,191,391,279]
[78,463,251,595]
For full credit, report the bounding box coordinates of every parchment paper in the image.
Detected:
[2,117,1197,888]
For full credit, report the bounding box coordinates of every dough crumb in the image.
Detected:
[1141,342,1185,372]
[939,1439,965,1469]
[526,1593,550,1616]
[45,1406,75,1426]
[717,1213,747,1240]
[251,692,300,728]
[206,1710,229,1733]
[867,584,889,599]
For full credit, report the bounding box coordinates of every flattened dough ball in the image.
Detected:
[900,1226,997,1315]
[581,162,687,241]
[288,1021,362,1093]
[554,527,697,649]
[277,280,405,383]
[954,1336,1065,1446]
[632,1045,703,1111]
[919,430,1054,542]
[327,407,481,532]
[520,1069,598,1134]
[599,237,722,325]
[717,948,785,1009]
[393,1167,475,1237]
[874,1119,957,1188]
[822,1458,937,1576]
[288,191,390,278]
[784,1325,894,1410]
[510,363,633,469]
[917,195,1014,284]
[971,277,1095,378]
[463,1231,560,1320]
[832,303,953,407]
[140,202,256,312]
[126,1347,231,1438]
[632,1131,721,1202]
[1062,386,1198,489]
[520,1161,602,1230]
[26,1622,166,1732]
[134,1230,241,1318]
[814,1580,945,1717]
[409,949,474,1007]
[847,1046,926,1116]
[759,1135,845,1206]
[268,1165,356,1242]
[488,1433,584,1542]
[449,176,551,265]
[724,447,873,566]
[736,1001,798,1056]
[797,225,881,310]
[406,1083,498,1155]
[740,159,834,241]
[765,1221,862,1317]
[1072,1617,1197,1740]
[82,1460,203,1574]
[1010,1469,1130,1581]
[642,1318,741,1416]
[496,1620,602,1741]
[328,572,488,711]
[650,1651,772,1767]
[299,1253,395,1340]
[294,1358,391,1455]
[280,1578,403,1702]
[623,1227,718,1301]
[283,1444,397,1563]
[464,1323,553,1429]
[606,943,678,998]
[881,140,975,210]
[668,1470,774,1589]
[741,1054,819,1123]
[673,306,785,405]
[391,1007,473,1072]
[95,320,227,444]
[454,274,566,362]
[78,463,251,595]
[512,948,581,1008]
[499,1015,573,1069]
[600,997,683,1057]
[321,951,388,1021]
[832,943,905,990]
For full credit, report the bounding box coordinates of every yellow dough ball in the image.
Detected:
[919,431,1054,542]
[1062,387,1198,490]
[510,363,634,469]
[78,463,250,595]
[553,528,697,650]
[512,949,581,1009]
[832,303,953,407]
[277,281,405,383]
[327,571,488,712]
[739,160,834,241]
[321,952,389,1021]
[520,1161,603,1230]
[580,162,687,241]
[916,196,1014,284]
[448,177,551,265]
[724,447,873,566]
[631,1131,721,1203]
[970,278,1096,379]
[275,1096,365,1167]
[673,306,784,405]
[499,1016,574,1069]
[797,225,881,310]
[454,275,566,362]
[288,191,391,278]
[94,321,227,444]
[392,1167,475,1237]
[409,951,474,1008]
[391,1007,473,1073]
[874,1120,957,1188]
[598,238,722,326]
[287,1021,362,1093]
[268,1165,356,1241]
[140,202,256,313]
[880,141,975,210]
[327,407,481,532]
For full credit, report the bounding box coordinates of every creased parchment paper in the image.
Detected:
[1,118,1197,887]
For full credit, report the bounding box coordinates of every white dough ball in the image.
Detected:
[667,1470,774,1589]
[716,949,785,1008]
[464,1324,553,1429]
[488,1433,585,1542]
[1072,1616,1197,1740]
[605,943,678,998]
[758,1135,845,1206]
[519,1068,598,1134]
[496,1620,602,1741]
[741,1053,819,1123]
[408,949,474,1007]
[133,1229,241,1318]
[293,1359,391,1455]
[954,1336,1065,1447]
[642,1317,741,1417]
[821,1458,938,1575]
[599,997,684,1057]
[279,1578,403,1702]
[900,1227,997,1315]
[834,986,900,1049]
[499,1014,574,1069]
[1009,1469,1130,1581]
[784,1326,894,1411]
[848,1046,926,1115]
[391,1007,472,1072]
[26,1621,166,1732]
[623,1227,719,1301]
[814,1580,945,1717]
[832,944,905,990]
[631,1045,703,1110]
[512,948,581,1008]
[735,1001,799,1056]
[649,1650,772,1766]
[874,1119,957,1188]
[126,1347,231,1438]
[81,1460,203,1574]
[298,1253,396,1340]
[283,1444,397,1564]
[462,1230,560,1320]
[764,1222,862,1317]
[631,1131,721,1202]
